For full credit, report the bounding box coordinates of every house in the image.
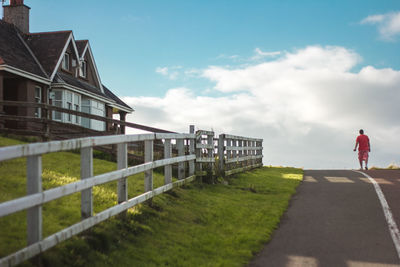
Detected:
[0,0,133,139]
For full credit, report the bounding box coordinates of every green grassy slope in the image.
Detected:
[0,136,303,266]
[0,136,166,257]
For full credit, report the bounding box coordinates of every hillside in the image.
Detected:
[0,136,303,266]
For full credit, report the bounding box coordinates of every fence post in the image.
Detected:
[189,125,195,176]
[207,132,214,182]
[226,138,231,175]
[177,138,185,180]
[251,140,255,167]
[218,134,225,177]
[81,147,93,219]
[164,139,172,184]
[144,140,153,192]
[27,155,42,245]
[257,140,263,166]
[195,131,202,182]
[244,140,248,168]
[238,139,243,169]
[232,138,237,169]
[117,143,128,204]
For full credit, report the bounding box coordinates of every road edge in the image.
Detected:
[354,170,400,261]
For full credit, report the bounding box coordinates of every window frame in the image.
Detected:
[79,60,87,78]
[52,90,64,121]
[52,90,81,124]
[74,94,81,124]
[34,86,41,118]
[62,53,70,71]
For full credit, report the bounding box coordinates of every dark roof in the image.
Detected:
[103,84,133,110]
[24,31,71,77]
[0,20,47,78]
[75,40,88,56]
[0,19,132,112]
[55,73,132,111]
[55,72,106,97]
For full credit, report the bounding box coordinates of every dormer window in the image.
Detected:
[79,61,87,78]
[62,53,70,71]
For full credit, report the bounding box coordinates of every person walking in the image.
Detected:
[353,129,371,170]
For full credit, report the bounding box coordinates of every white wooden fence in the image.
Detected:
[194,131,263,179]
[0,127,262,266]
[218,134,263,176]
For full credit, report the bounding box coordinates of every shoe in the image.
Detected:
[365,167,368,170]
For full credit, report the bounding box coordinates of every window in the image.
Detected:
[34,87,41,118]
[80,98,105,131]
[52,90,81,124]
[50,90,105,131]
[90,100,105,131]
[53,90,63,121]
[62,53,70,70]
[81,97,91,128]
[74,94,81,124]
[79,61,87,78]
[66,92,73,122]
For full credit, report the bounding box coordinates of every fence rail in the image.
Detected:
[0,101,174,139]
[0,127,263,267]
[219,134,263,176]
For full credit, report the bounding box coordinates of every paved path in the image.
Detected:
[250,170,400,267]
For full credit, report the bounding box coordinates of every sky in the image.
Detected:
[3,0,400,169]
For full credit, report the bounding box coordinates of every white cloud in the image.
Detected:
[155,66,180,80]
[184,68,202,77]
[125,45,400,169]
[155,67,168,76]
[251,48,281,60]
[361,11,400,40]
[216,54,240,60]
[361,14,385,24]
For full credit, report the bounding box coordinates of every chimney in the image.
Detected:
[3,0,31,34]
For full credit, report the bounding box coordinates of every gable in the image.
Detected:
[51,32,80,81]
[77,41,103,93]
[58,40,80,75]
[75,40,88,56]
[24,30,72,77]
[79,47,102,90]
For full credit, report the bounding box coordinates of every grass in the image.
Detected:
[370,163,400,170]
[0,136,303,266]
[0,136,166,257]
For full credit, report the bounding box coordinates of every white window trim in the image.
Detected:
[66,91,73,123]
[79,60,87,78]
[52,89,81,125]
[74,94,81,125]
[52,89,64,122]
[62,53,70,71]
[81,98,106,131]
[34,86,41,118]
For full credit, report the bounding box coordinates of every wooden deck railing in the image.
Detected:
[0,101,174,140]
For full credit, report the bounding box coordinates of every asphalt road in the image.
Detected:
[249,170,400,267]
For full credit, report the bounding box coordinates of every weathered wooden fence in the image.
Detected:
[0,100,174,140]
[0,128,262,266]
[218,134,263,176]
[194,131,263,179]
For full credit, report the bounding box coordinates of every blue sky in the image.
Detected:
[3,0,400,168]
[12,0,399,96]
